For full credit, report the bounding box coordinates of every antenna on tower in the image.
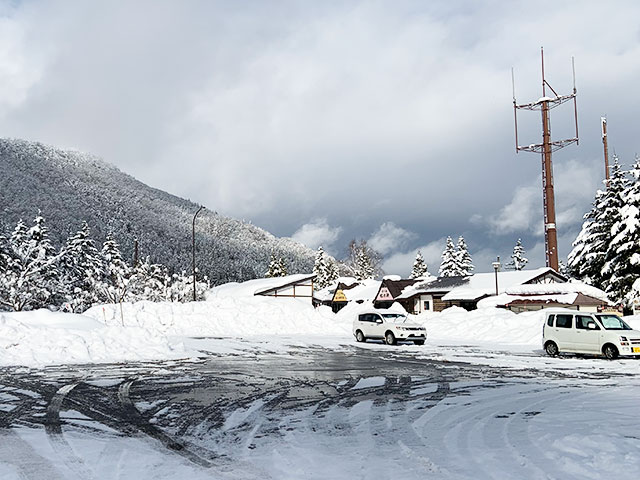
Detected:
[601,116,610,183]
[512,48,579,272]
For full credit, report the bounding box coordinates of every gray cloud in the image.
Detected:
[2,1,640,274]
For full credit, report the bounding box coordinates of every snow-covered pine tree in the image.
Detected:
[410,250,429,279]
[27,214,61,306]
[313,247,339,289]
[0,216,61,311]
[354,247,374,280]
[346,239,381,280]
[506,239,528,271]
[439,237,459,277]
[166,270,210,302]
[0,234,15,311]
[265,254,287,277]
[568,157,628,289]
[456,236,474,275]
[58,221,104,312]
[558,260,570,278]
[128,256,168,302]
[278,257,288,276]
[602,156,640,306]
[99,234,131,303]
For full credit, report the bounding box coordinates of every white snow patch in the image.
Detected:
[0,310,194,367]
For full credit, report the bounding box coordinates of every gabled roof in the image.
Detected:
[254,274,316,296]
[478,292,609,309]
[331,279,381,303]
[395,267,567,302]
[374,278,420,300]
[441,267,566,301]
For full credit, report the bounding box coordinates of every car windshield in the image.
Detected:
[596,314,632,330]
[382,314,407,324]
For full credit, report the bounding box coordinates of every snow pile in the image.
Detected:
[85,279,351,337]
[477,292,579,309]
[0,310,192,367]
[505,281,609,301]
[440,267,557,301]
[413,306,546,345]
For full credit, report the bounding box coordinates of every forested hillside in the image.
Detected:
[0,138,314,284]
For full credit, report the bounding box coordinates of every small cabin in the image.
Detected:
[254,274,316,303]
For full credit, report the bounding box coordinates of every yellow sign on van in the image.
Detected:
[334,290,347,302]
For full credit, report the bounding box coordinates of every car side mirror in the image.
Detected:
[376,318,383,324]
[587,322,597,330]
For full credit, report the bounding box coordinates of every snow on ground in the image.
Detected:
[4,274,640,370]
[84,276,351,338]
[0,310,193,367]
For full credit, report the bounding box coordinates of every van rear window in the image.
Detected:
[555,315,572,328]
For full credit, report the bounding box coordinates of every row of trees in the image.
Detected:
[310,235,529,289]
[439,236,474,277]
[0,214,209,312]
[569,157,640,307]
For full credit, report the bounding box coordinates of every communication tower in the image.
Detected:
[512,48,579,271]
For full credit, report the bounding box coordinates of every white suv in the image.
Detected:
[542,309,640,359]
[353,312,427,345]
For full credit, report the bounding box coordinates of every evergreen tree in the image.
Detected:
[0,215,61,311]
[166,270,209,302]
[128,256,168,302]
[602,156,640,305]
[313,247,339,289]
[410,251,429,279]
[99,234,131,303]
[58,221,104,312]
[439,237,459,277]
[506,239,529,271]
[346,239,382,280]
[456,236,474,275]
[568,157,628,289]
[265,254,287,277]
[558,259,570,278]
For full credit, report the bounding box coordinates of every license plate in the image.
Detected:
[632,347,640,353]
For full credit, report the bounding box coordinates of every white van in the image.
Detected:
[542,309,640,359]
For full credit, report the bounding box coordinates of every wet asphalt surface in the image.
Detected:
[0,344,626,472]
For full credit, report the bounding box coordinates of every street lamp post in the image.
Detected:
[192,205,204,301]
[492,256,501,296]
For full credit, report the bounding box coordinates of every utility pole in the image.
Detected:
[512,48,579,272]
[192,205,204,301]
[601,117,610,183]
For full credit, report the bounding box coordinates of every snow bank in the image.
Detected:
[85,282,352,337]
[412,306,546,346]
[0,310,192,367]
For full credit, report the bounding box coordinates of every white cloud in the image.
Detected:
[1,0,639,261]
[487,159,602,238]
[381,238,445,277]
[487,185,541,235]
[368,222,417,256]
[291,218,342,252]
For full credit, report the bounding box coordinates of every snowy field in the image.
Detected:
[0,347,638,480]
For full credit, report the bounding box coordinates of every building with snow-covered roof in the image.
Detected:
[313,278,381,312]
[477,282,611,312]
[390,267,567,313]
[253,274,316,304]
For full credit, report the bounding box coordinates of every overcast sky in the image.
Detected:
[2,0,640,275]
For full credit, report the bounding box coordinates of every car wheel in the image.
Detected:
[413,340,425,346]
[545,341,558,357]
[355,330,365,343]
[385,331,396,346]
[603,344,619,360]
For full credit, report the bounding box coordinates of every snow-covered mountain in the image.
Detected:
[0,138,314,284]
